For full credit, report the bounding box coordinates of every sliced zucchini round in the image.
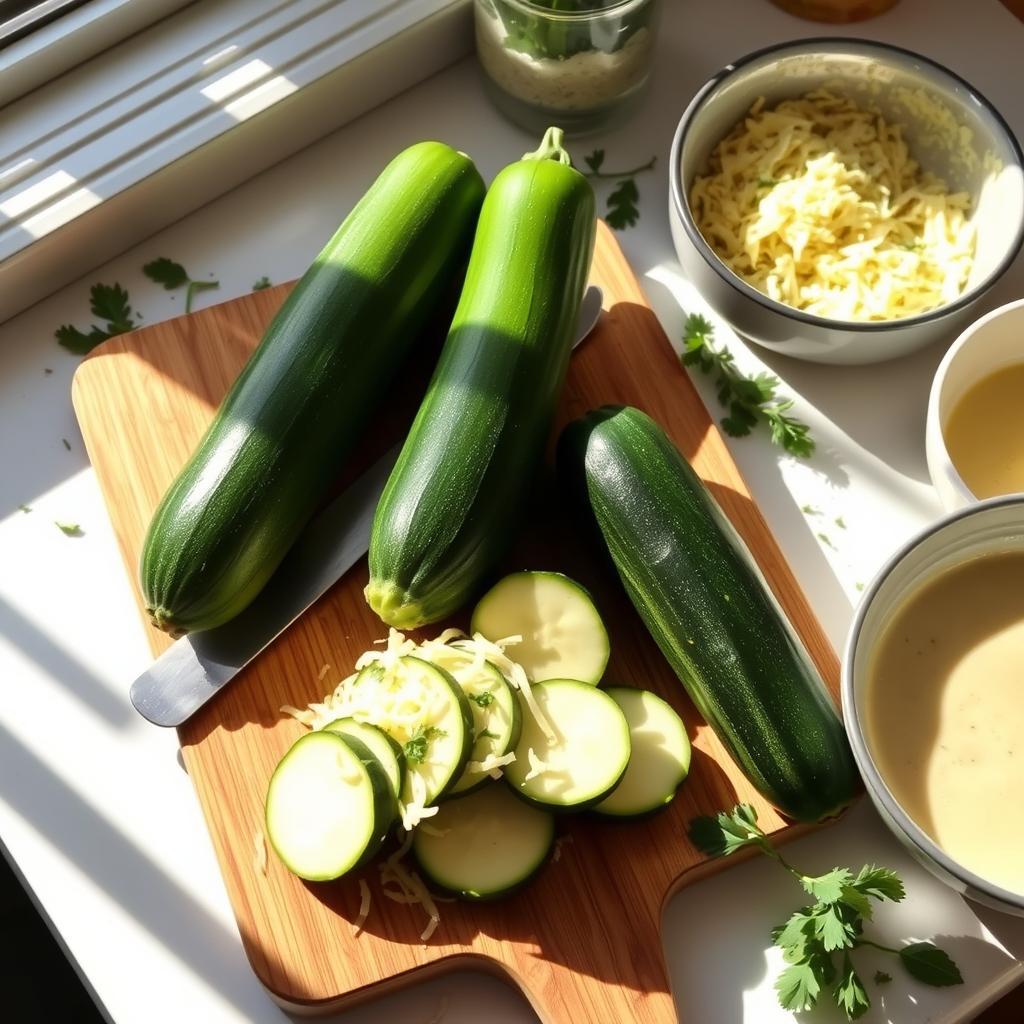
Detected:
[439,647,521,797]
[265,731,395,881]
[470,571,610,684]
[593,688,691,818]
[349,656,473,806]
[412,783,554,899]
[324,717,405,800]
[504,678,630,810]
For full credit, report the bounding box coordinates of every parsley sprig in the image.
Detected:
[582,149,656,230]
[403,726,446,765]
[689,804,963,1020]
[682,313,815,458]
[56,283,136,354]
[143,258,219,313]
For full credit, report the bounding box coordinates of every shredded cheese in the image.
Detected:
[253,829,267,876]
[523,747,550,783]
[379,836,441,941]
[353,878,371,935]
[317,663,331,681]
[690,89,975,322]
[467,750,517,779]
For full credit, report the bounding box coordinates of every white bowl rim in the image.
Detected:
[842,492,1024,911]
[668,36,1024,333]
[926,297,1024,507]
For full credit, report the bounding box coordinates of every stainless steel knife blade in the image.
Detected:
[130,285,604,727]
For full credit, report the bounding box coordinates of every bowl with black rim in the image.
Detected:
[668,38,1024,365]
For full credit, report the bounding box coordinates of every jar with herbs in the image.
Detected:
[474,0,658,136]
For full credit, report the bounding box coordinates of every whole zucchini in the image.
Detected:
[557,406,859,822]
[140,143,485,635]
[365,128,596,628]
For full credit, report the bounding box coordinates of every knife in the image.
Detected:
[130,286,605,727]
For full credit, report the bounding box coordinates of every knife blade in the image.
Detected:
[130,285,604,727]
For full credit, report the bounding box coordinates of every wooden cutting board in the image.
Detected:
[72,221,842,1022]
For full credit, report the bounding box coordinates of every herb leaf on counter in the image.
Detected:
[54,520,82,536]
[143,258,220,314]
[689,803,962,1020]
[582,149,656,231]
[681,313,815,457]
[56,283,136,354]
[253,276,273,291]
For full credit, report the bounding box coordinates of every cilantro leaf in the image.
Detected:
[874,970,892,985]
[835,953,870,1019]
[838,884,873,920]
[775,960,821,1012]
[814,904,858,952]
[17,504,31,513]
[54,520,82,536]
[772,908,817,953]
[142,257,189,290]
[899,942,963,987]
[402,725,446,765]
[688,803,767,857]
[851,865,905,903]
[253,276,272,291]
[89,283,133,331]
[680,312,815,457]
[56,324,108,355]
[143,257,220,312]
[802,868,852,905]
[469,691,494,708]
[605,178,640,230]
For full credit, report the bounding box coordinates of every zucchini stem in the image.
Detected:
[523,127,572,167]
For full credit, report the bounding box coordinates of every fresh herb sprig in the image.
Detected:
[253,276,273,291]
[403,725,446,765]
[682,313,815,458]
[143,258,219,313]
[56,283,136,354]
[689,804,963,1020]
[583,149,656,230]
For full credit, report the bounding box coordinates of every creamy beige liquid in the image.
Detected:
[945,363,1024,498]
[866,550,1024,895]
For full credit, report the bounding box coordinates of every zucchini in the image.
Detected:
[412,783,554,900]
[141,142,485,636]
[557,406,860,823]
[265,730,395,881]
[593,688,690,819]
[470,571,609,684]
[349,657,473,808]
[503,678,630,810]
[324,718,405,800]
[366,127,596,629]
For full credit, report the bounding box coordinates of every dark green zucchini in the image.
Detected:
[366,127,596,628]
[557,405,859,823]
[140,143,485,635]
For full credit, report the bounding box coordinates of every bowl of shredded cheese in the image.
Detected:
[669,38,1024,364]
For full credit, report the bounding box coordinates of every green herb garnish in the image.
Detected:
[582,149,656,231]
[682,313,814,457]
[818,532,836,550]
[253,276,272,291]
[873,970,892,985]
[62,438,71,451]
[54,520,83,536]
[403,725,446,765]
[17,504,31,513]
[835,516,847,530]
[143,258,220,313]
[56,283,135,354]
[470,691,495,708]
[801,505,821,516]
[688,804,962,1020]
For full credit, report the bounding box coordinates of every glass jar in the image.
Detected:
[474,0,658,137]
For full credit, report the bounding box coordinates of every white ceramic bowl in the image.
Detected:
[843,495,1024,916]
[669,38,1024,365]
[926,298,1024,510]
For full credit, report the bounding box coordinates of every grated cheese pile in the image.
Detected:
[690,89,975,321]
[281,626,556,940]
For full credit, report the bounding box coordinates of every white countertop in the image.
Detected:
[3,0,1024,1021]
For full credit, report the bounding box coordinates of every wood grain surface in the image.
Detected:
[71,222,845,1022]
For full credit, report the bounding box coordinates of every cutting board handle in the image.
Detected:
[505,910,679,1024]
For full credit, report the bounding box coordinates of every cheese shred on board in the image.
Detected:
[690,89,975,321]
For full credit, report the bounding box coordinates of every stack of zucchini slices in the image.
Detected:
[266,570,691,903]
